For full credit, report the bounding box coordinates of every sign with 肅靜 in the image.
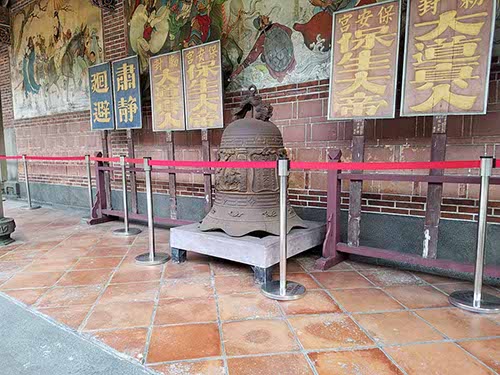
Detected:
[182,41,224,130]
[401,0,496,116]
[89,62,115,130]
[328,1,401,120]
[150,51,186,131]
[112,56,142,129]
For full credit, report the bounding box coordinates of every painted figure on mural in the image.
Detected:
[22,36,41,98]
[125,0,390,91]
[10,0,105,119]
[230,14,296,82]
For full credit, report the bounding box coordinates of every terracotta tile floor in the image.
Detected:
[0,200,499,375]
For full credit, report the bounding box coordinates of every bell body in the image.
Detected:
[200,117,306,237]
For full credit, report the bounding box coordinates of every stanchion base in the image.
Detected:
[449,290,500,314]
[21,205,41,210]
[135,252,170,266]
[261,280,306,301]
[113,227,142,236]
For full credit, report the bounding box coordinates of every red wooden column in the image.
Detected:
[348,119,366,247]
[423,116,447,259]
[315,150,345,270]
[166,131,178,220]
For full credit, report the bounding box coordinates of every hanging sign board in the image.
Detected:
[328,1,401,120]
[112,55,142,129]
[182,40,224,130]
[400,0,496,116]
[150,51,186,131]
[89,62,115,130]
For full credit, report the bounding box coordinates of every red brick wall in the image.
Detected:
[2,1,500,222]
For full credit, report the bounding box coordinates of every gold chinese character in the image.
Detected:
[118,96,138,123]
[152,59,162,73]
[169,54,179,68]
[116,63,136,91]
[197,47,206,62]
[338,14,353,33]
[209,44,218,59]
[338,49,391,73]
[93,100,111,123]
[91,71,109,94]
[416,11,487,41]
[187,60,219,81]
[337,92,388,116]
[336,71,388,96]
[411,83,476,111]
[418,0,441,16]
[378,5,395,25]
[337,26,396,54]
[355,9,373,29]
[186,50,195,65]
[461,0,484,9]
[154,67,178,86]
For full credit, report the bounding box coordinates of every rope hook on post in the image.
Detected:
[261,156,306,301]
[449,156,500,313]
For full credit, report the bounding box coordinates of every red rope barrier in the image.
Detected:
[290,160,481,171]
[0,155,487,171]
[26,156,86,161]
[149,159,276,169]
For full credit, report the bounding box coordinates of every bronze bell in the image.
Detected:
[200,86,306,237]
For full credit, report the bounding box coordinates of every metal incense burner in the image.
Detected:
[200,86,306,237]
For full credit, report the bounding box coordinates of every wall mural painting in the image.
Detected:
[10,0,104,119]
[127,0,380,92]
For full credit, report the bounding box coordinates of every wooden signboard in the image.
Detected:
[328,1,401,120]
[112,56,143,130]
[182,40,224,130]
[89,62,115,131]
[401,0,496,116]
[150,51,186,131]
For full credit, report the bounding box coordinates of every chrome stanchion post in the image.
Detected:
[261,157,306,301]
[21,154,40,210]
[135,157,169,265]
[449,156,500,313]
[113,155,141,236]
[85,155,93,217]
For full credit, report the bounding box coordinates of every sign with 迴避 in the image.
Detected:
[89,63,115,130]
[182,40,224,130]
[112,56,142,129]
[401,0,496,116]
[150,51,186,131]
[328,1,401,120]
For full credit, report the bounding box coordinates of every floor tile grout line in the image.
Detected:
[22,229,109,307]
[0,291,161,375]
[77,240,134,332]
[276,296,320,375]
[142,259,168,365]
[452,341,500,374]
[320,281,410,375]
[209,260,230,375]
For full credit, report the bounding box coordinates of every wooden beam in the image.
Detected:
[423,115,447,259]
[348,119,365,247]
[315,149,346,270]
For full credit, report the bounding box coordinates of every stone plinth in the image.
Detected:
[170,221,325,284]
[0,216,15,246]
